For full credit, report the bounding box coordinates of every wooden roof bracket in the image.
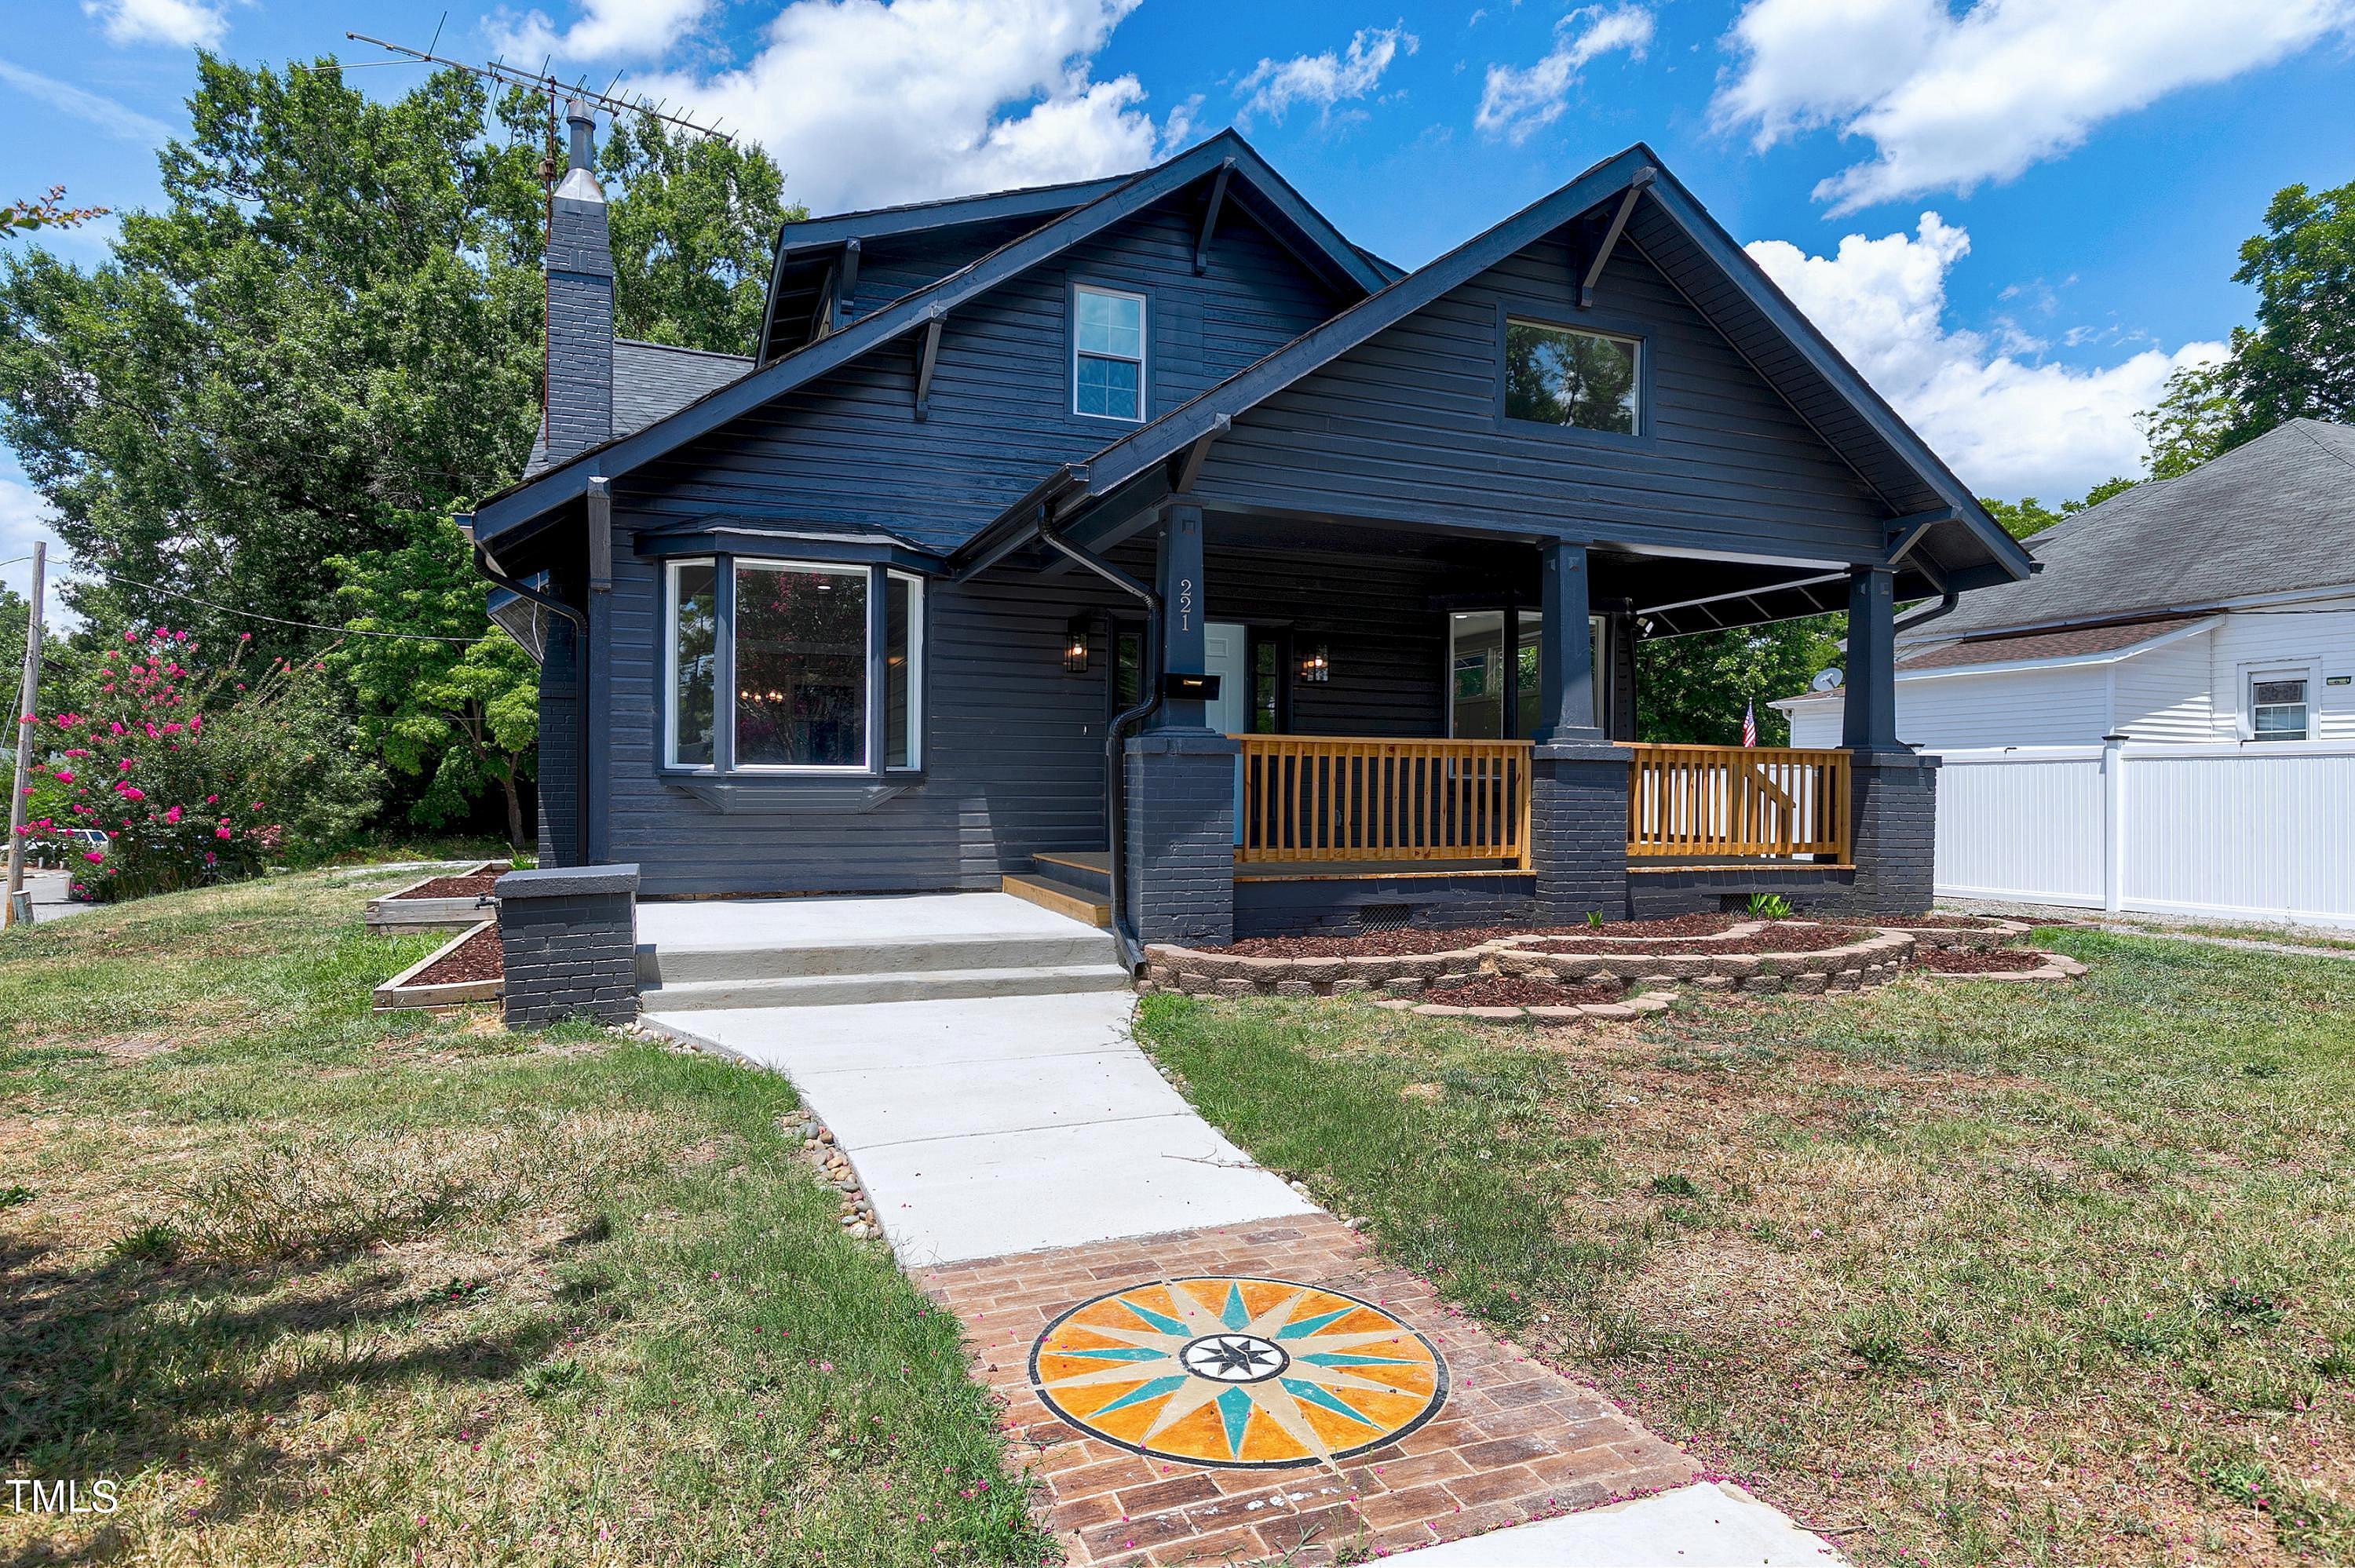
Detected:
[808,259,839,341]
[1170,411,1232,493]
[912,308,945,421]
[834,237,861,323]
[1194,159,1236,275]
[1882,506,1957,567]
[1579,166,1656,308]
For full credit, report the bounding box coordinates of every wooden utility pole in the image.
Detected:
[4,542,46,929]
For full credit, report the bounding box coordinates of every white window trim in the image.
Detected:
[664,557,717,772]
[887,571,925,771]
[1503,316,1641,436]
[732,559,875,774]
[2242,660,2318,743]
[1072,283,1148,423]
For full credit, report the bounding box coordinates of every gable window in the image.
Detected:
[1504,319,1638,435]
[2250,673,2309,742]
[665,556,924,775]
[1073,284,1146,421]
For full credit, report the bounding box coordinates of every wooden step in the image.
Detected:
[1000,873,1109,928]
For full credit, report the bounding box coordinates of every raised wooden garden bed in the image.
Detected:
[372,920,503,1011]
[364,861,511,935]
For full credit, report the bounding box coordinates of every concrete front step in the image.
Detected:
[639,928,1119,986]
[639,961,1135,1012]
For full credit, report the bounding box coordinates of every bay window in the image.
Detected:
[666,556,924,775]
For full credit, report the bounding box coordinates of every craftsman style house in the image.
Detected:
[466,106,2034,957]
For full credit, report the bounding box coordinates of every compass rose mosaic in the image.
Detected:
[1028,1277,1448,1469]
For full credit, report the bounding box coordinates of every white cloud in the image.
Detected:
[1746,215,2225,498]
[82,0,226,48]
[490,0,717,63]
[619,0,1185,213]
[1236,24,1416,126]
[0,57,173,144]
[1474,4,1652,144]
[1716,0,2355,213]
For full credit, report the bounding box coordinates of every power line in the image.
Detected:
[97,574,484,644]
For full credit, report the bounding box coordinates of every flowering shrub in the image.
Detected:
[29,628,379,902]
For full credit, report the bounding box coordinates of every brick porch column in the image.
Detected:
[495,863,640,1026]
[1532,741,1630,924]
[1846,752,1939,914]
[1124,731,1238,946]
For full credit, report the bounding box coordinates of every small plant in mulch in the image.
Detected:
[1744,892,1793,920]
[1909,946,2049,974]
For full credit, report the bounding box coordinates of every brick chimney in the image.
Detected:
[543,98,614,463]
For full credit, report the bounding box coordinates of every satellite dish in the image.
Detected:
[1810,667,1844,692]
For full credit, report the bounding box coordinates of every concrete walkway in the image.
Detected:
[643,892,1841,1566]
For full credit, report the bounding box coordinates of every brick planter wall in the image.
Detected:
[1125,731,1240,947]
[494,863,639,1026]
[1531,742,1630,924]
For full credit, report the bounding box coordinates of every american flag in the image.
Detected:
[1741,700,1758,747]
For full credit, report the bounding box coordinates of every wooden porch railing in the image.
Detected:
[1623,743,1851,862]
[1234,736,1533,866]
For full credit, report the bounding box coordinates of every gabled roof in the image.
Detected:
[954,144,2033,594]
[471,129,1387,545]
[1775,614,2216,706]
[1912,419,2355,641]
[524,338,753,477]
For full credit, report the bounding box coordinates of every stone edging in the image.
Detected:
[1142,945,1491,999]
[1375,989,1681,1025]
[1915,950,2086,983]
[1494,928,1915,994]
[1871,918,2034,952]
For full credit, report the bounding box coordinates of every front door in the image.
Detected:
[1205,622,1250,844]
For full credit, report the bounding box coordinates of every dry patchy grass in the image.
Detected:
[1140,931,2355,1567]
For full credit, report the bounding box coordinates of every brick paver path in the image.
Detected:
[921,1214,1696,1566]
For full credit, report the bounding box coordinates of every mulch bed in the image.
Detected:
[1429,976,1629,1007]
[1518,924,1874,955]
[399,873,502,899]
[1911,945,2050,974]
[411,925,502,986]
[1206,911,1737,957]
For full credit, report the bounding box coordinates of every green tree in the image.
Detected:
[602,113,788,354]
[2139,175,2355,471]
[1978,475,2139,541]
[330,518,539,850]
[1636,615,1842,746]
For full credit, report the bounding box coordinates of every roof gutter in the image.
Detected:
[1035,521,1161,971]
[469,522,592,869]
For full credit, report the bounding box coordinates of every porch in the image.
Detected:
[1006,736,1866,937]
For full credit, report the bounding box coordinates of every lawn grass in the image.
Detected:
[1136,930,2355,1567]
[0,871,1053,1567]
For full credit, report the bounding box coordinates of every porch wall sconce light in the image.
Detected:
[1063,616,1092,674]
[1299,644,1331,684]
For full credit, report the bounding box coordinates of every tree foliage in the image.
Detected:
[1978,476,2138,541]
[330,518,539,849]
[0,53,796,841]
[2139,175,2355,474]
[1636,615,1842,746]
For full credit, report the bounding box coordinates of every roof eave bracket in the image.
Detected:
[1169,412,1232,494]
[1580,166,1656,308]
[1194,159,1236,276]
[912,308,945,422]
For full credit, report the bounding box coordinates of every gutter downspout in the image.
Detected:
[1037,522,1162,969]
[472,530,593,870]
[1893,589,1961,636]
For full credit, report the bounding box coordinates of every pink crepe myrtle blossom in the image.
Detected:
[51,769,72,784]
[82,851,104,863]
[215,826,231,840]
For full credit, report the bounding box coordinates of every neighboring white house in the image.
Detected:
[1773,418,2355,924]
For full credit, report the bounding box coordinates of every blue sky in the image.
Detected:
[4,0,2353,603]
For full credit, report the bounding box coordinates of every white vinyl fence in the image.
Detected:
[1933,741,2355,927]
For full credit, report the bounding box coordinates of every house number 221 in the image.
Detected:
[1177,578,1194,633]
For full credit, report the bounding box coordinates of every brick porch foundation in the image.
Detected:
[918,1213,1696,1566]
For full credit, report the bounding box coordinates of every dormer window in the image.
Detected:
[1073,284,1147,421]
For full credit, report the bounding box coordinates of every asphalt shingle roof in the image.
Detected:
[1917,418,2355,641]
[524,338,753,477]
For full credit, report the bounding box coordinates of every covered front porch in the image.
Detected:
[964,500,1930,950]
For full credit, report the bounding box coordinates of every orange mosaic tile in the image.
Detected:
[918,1214,1698,1567]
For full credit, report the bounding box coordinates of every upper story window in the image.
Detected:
[1074,284,1147,421]
[2250,672,2310,742]
[1504,319,1638,435]
[666,557,923,775]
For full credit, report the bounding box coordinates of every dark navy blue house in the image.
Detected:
[466,105,2035,959]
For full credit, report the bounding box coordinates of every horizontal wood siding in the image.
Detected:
[619,196,1345,554]
[1209,545,1449,738]
[1193,238,1889,560]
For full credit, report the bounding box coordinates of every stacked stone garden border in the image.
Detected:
[1142,944,1492,1001]
[1492,921,1916,996]
[1913,950,2087,983]
[1870,915,2038,951]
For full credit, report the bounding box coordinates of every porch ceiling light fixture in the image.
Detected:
[1064,614,1092,674]
[1299,644,1330,684]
